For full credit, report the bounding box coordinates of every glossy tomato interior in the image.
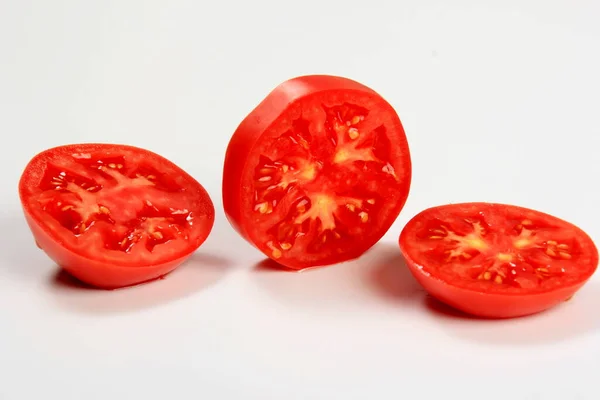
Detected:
[223,75,411,269]
[19,143,215,288]
[399,202,598,318]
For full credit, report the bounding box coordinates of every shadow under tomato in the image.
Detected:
[46,251,233,315]
[250,242,425,311]
[421,282,600,346]
[197,208,260,264]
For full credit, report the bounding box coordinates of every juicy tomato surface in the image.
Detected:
[223,75,411,269]
[399,202,598,318]
[19,143,215,289]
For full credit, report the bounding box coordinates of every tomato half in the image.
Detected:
[19,143,215,289]
[222,75,411,269]
[399,202,598,318]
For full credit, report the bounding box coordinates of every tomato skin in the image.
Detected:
[22,211,190,288]
[411,265,587,319]
[19,143,215,289]
[222,75,411,268]
[399,202,598,318]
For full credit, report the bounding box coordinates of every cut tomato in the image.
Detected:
[399,202,598,318]
[19,143,215,288]
[222,75,411,269]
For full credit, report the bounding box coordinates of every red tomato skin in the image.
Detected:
[22,211,189,289]
[405,262,586,318]
[19,143,215,289]
[222,75,411,266]
[399,203,598,319]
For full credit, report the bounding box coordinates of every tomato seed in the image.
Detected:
[559,251,572,259]
[359,211,369,223]
[255,202,269,214]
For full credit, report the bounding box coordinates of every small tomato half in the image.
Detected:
[399,202,598,318]
[19,143,215,289]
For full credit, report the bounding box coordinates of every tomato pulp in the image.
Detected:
[223,75,411,269]
[19,143,215,289]
[399,202,598,318]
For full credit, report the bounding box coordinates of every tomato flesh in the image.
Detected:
[19,144,215,288]
[399,202,598,318]
[223,75,411,269]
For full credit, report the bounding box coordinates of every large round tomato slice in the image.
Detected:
[223,75,411,269]
[399,202,598,318]
[19,143,215,289]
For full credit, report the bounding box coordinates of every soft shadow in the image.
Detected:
[0,214,51,280]
[198,209,261,265]
[254,258,298,273]
[47,251,233,315]
[422,283,600,346]
[367,247,425,303]
[250,242,425,311]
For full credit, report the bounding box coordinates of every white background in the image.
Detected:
[1,0,599,399]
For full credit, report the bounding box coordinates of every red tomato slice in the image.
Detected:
[399,202,598,318]
[223,75,412,269]
[19,143,215,289]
